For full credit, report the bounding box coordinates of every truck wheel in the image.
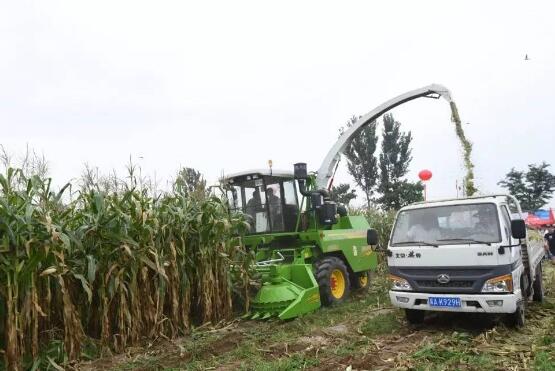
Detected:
[405,309,425,325]
[315,256,351,306]
[532,263,544,302]
[505,301,525,328]
[351,271,371,290]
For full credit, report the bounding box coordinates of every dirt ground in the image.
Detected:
[77,265,555,371]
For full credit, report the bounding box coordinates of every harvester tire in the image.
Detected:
[315,256,351,306]
[351,271,371,290]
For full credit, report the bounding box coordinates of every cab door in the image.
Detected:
[498,204,519,266]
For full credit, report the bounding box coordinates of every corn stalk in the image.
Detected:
[0,166,251,370]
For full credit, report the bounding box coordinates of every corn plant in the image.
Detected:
[0,165,251,370]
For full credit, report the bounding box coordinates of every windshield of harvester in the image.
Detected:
[226,176,299,234]
[391,203,502,246]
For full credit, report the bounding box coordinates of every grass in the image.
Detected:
[533,351,555,371]
[540,334,555,346]
[243,354,321,371]
[411,343,494,370]
[360,312,400,336]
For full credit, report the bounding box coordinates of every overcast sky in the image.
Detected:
[1,0,554,206]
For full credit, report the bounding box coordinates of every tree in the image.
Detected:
[498,162,555,211]
[174,167,206,198]
[394,180,424,208]
[342,115,378,207]
[377,114,423,210]
[330,183,357,206]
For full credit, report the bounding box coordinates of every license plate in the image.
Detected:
[429,297,461,308]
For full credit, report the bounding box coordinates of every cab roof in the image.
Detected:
[222,169,293,183]
[401,194,514,211]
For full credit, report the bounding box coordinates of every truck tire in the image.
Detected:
[405,309,425,325]
[505,301,525,328]
[315,256,351,306]
[532,263,544,302]
[351,270,371,291]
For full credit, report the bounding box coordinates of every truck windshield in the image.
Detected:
[391,203,501,246]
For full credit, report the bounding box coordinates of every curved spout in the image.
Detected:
[315,84,453,189]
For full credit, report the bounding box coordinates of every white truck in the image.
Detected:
[380,194,544,327]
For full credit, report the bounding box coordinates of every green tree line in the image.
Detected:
[331,113,423,210]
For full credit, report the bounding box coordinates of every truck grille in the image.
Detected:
[415,280,474,288]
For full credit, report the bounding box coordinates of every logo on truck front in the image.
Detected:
[437,274,451,284]
[477,251,493,256]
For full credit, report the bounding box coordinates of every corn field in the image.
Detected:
[0,166,252,370]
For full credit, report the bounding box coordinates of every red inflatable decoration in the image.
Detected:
[418,169,432,181]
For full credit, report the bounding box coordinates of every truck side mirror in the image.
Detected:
[367,229,378,246]
[511,219,526,239]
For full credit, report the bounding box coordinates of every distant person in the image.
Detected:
[266,187,283,230]
[544,225,555,263]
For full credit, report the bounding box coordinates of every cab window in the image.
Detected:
[226,175,301,234]
[500,205,512,241]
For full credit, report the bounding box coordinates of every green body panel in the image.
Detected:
[245,215,377,273]
[319,215,376,272]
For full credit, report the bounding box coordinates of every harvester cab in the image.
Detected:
[224,164,339,236]
[223,84,456,320]
[224,169,301,234]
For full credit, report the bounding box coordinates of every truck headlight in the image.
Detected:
[389,274,412,291]
[481,274,513,293]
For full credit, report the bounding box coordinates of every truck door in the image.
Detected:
[498,204,519,265]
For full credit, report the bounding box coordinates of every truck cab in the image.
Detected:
[385,194,544,326]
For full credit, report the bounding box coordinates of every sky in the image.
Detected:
[1,0,554,207]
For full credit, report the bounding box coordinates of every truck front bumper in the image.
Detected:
[389,291,519,314]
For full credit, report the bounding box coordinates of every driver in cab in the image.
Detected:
[266,187,283,230]
[407,212,441,242]
[472,207,498,241]
[246,189,262,230]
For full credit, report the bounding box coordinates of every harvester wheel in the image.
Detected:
[351,271,371,290]
[315,257,351,306]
